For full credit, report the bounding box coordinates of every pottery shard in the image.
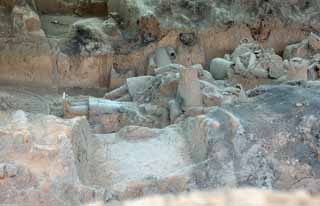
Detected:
[127,76,155,102]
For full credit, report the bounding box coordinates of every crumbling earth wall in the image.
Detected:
[0,0,318,88]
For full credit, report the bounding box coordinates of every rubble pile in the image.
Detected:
[1,0,320,206]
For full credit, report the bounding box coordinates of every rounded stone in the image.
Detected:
[210,58,234,80]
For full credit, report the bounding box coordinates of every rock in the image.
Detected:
[210,58,234,80]
[0,111,106,205]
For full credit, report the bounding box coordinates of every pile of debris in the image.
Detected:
[64,60,243,133]
[208,33,320,88]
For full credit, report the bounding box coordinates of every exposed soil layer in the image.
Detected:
[1,1,320,206]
